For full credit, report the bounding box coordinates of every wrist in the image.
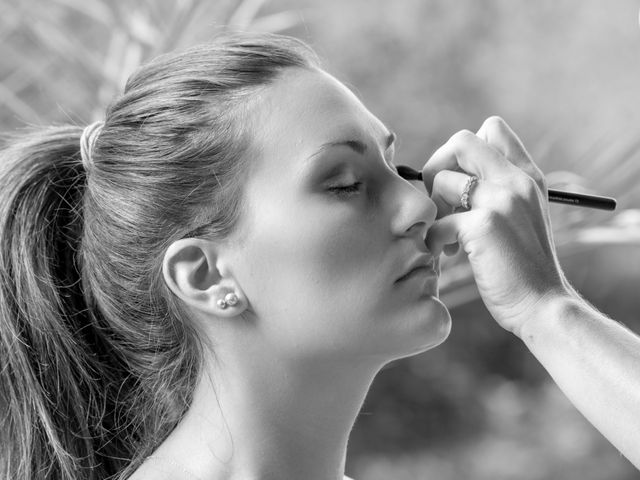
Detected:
[515,288,581,342]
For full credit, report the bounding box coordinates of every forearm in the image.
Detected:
[519,293,640,468]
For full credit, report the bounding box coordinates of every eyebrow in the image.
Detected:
[308,131,396,160]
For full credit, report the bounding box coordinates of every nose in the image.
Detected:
[390,177,437,239]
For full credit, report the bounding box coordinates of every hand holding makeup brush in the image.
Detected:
[424,116,640,469]
[423,116,569,336]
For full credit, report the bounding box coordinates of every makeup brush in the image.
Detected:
[395,165,617,211]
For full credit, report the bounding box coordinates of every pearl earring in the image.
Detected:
[217,292,239,309]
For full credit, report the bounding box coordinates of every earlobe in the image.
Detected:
[162,238,245,317]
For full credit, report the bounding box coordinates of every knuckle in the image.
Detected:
[533,167,548,190]
[477,208,503,230]
[451,129,475,145]
[492,185,514,206]
[498,175,544,208]
[514,174,534,192]
[522,175,542,201]
[482,115,508,135]
[432,169,446,183]
[507,174,537,200]
[485,115,506,127]
[431,170,445,191]
[449,130,477,156]
[538,175,548,193]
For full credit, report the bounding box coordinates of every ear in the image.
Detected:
[162,238,245,318]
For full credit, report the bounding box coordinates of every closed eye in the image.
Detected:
[327,182,362,198]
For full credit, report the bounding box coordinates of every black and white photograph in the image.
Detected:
[1,1,640,479]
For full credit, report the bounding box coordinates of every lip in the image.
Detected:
[395,254,437,283]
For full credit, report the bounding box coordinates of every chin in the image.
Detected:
[393,296,452,360]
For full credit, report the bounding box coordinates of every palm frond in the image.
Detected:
[0,0,299,128]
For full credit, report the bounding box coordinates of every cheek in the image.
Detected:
[236,199,390,342]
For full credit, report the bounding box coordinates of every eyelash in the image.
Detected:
[324,154,397,198]
[327,182,363,198]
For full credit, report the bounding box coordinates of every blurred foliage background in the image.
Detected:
[2,0,640,478]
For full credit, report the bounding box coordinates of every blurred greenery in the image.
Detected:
[2,0,640,479]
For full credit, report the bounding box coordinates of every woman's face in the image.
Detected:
[224,67,450,365]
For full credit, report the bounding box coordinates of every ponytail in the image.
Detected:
[0,33,320,480]
[0,126,108,479]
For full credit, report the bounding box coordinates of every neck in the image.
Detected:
[151,345,381,480]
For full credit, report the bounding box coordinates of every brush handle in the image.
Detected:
[395,165,617,211]
[547,189,616,211]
